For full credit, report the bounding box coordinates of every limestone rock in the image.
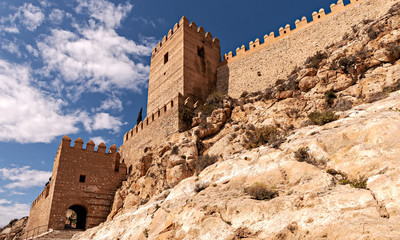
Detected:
[299,76,318,92]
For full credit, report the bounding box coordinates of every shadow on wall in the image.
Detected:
[216,64,230,96]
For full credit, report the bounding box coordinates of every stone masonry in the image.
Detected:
[26,0,393,235]
[24,136,126,235]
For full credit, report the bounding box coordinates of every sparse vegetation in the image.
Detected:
[143,228,149,238]
[196,154,218,174]
[305,51,328,69]
[206,91,225,105]
[171,145,179,155]
[244,182,278,200]
[385,42,400,63]
[308,111,338,126]
[179,106,194,128]
[194,181,209,193]
[339,176,368,189]
[294,147,326,167]
[387,2,400,15]
[240,91,249,98]
[244,125,285,149]
[330,56,357,74]
[325,90,337,106]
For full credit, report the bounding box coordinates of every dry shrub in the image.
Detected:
[294,147,326,167]
[339,176,368,189]
[308,111,338,126]
[244,182,278,200]
[305,51,328,69]
[196,154,218,174]
[244,126,285,149]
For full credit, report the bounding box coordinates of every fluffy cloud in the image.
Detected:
[0,166,51,189]
[92,113,124,132]
[0,3,44,32]
[0,59,81,143]
[1,40,21,57]
[0,199,29,227]
[37,0,155,100]
[90,136,106,145]
[49,9,64,25]
[38,27,152,95]
[97,97,123,112]
[76,0,132,28]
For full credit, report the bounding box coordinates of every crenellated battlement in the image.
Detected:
[222,0,364,63]
[60,135,118,154]
[123,93,183,144]
[152,16,220,57]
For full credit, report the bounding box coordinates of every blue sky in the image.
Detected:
[0,0,346,227]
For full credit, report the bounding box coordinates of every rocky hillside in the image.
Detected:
[0,217,27,240]
[73,3,400,240]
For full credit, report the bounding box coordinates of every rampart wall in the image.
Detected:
[217,0,397,98]
[120,94,183,170]
[25,137,126,232]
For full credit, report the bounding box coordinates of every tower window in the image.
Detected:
[79,175,86,183]
[197,46,205,58]
[164,52,169,64]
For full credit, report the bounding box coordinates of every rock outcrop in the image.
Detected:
[72,3,400,240]
[0,217,28,240]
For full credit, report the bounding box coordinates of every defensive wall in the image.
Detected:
[121,16,221,169]
[25,137,126,235]
[147,16,221,115]
[120,94,183,170]
[217,0,398,98]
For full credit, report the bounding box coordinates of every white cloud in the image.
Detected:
[36,0,156,100]
[0,166,51,189]
[0,199,29,227]
[9,190,25,196]
[37,26,153,96]
[76,0,132,28]
[26,44,39,57]
[92,113,124,131]
[0,3,45,32]
[90,136,106,145]
[1,40,21,57]
[97,97,123,112]
[49,9,64,25]
[0,59,81,143]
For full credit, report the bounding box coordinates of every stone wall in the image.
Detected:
[147,19,185,116]
[25,137,126,232]
[120,94,183,170]
[217,0,398,98]
[147,16,221,116]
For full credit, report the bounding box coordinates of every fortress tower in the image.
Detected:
[147,16,221,115]
[24,136,126,237]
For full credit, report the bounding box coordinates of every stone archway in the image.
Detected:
[65,205,87,230]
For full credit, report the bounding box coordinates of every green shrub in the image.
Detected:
[305,51,328,69]
[179,106,194,128]
[294,147,326,167]
[325,90,337,106]
[339,176,368,189]
[244,183,278,200]
[206,92,225,105]
[196,154,218,174]
[308,111,338,126]
[244,126,285,149]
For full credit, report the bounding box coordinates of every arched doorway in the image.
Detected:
[65,205,87,230]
